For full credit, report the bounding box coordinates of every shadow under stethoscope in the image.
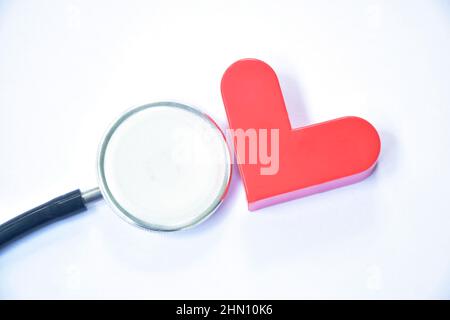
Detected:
[99,163,243,272]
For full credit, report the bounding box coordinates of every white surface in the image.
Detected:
[1,0,450,299]
[101,103,230,230]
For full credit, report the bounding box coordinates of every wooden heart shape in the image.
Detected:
[221,59,381,210]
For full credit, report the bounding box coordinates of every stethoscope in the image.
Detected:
[0,102,232,247]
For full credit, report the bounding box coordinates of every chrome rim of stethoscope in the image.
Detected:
[96,101,232,232]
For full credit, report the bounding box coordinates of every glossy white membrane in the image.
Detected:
[100,104,230,230]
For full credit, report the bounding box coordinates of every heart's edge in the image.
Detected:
[248,161,378,211]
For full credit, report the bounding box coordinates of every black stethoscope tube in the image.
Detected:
[0,188,101,248]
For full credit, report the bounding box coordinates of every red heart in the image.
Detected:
[221,59,381,210]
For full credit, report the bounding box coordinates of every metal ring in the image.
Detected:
[97,102,232,232]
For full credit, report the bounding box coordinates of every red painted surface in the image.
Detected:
[221,59,381,210]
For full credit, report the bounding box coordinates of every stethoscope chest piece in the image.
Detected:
[98,102,232,231]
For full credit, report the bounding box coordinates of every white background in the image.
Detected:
[1,0,450,299]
